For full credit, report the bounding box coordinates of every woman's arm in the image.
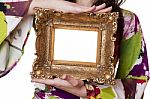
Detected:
[27,0,112,15]
[0,1,33,75]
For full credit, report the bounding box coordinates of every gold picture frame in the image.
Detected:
[31,8,119,85]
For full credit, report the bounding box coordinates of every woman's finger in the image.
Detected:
[32,78,73,88]
[95,6,112,13]
[62,74,84,87]
[72,5,96,13]
[31,79,55,86]
[94,3,106,12]
[82,5,96,12]
[62,75,78,86]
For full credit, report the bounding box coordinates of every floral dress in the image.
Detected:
[0,1,149,99]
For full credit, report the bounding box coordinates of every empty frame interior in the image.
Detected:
[53,29,98,65]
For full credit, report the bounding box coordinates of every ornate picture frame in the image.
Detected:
[31,8,119,85]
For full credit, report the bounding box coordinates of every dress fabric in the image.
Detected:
[0,1,149,99]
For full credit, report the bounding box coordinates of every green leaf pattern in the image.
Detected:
[116,32,142,79]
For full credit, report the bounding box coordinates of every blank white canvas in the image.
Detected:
[54,29,97,62]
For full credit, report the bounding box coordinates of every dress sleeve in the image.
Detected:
[85,10,149,99]
[0,0,32,44]
[0,0,33,77]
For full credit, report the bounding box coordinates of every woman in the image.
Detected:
[0,0,149,99]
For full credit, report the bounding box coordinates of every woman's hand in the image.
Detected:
[32,74,87,98]
[28,0,112,15]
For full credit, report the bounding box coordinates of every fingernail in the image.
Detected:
[31,79,35,82]
[61,74,67,79]
[103,3,106,5]
[92,5,95,7]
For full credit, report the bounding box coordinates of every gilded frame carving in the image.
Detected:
[31,8,119,85]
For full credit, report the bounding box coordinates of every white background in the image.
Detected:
[0,0,150,99]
